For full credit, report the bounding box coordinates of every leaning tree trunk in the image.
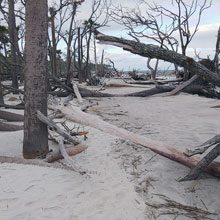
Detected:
[23,0,48,159]
[95,31,220,87]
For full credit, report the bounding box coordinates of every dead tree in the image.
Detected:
[152,0,212,80]
[95,31,220,87]
[8,0,19,90]
[23,0,49,159]
[111,2,179,79]
[214,26,220,75]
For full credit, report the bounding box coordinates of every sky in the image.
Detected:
[73,0,220,71]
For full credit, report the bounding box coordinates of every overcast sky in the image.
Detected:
[0,0,218,71]
[59,0,220,71]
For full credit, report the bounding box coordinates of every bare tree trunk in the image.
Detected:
[23,0,48,159]
[214,26,220,75]
[0,66,4,104]
[94,34,98,74]
[95,31,220,87]
[8,0,19,91]
[49,8,58,77]
[78,27,83,83]
[66,4,77,83]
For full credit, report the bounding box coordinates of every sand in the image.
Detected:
[0,85,220,219]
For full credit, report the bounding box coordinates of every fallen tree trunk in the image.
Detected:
[125,85,173,97]
[95,31,220,87]
[0,122,23,131]
[50,77,220,99]
[0,103,24,109]
[0,110,24,122]
[57,105,220,178]
[45,143,88,163]
[165,75,198,96]
[127,78,183,85]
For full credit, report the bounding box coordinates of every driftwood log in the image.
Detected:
[45,143,88,163]
[56,105,220,179]
[95,31,220,87]
[0,103,24,109]
[0,122,23,131]
[0,110,24,122]
[37,111,78,145]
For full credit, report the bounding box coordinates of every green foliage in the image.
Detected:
[0,25,9,48]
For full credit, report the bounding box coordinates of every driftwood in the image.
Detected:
[181,144,220,181]
[0,122,23,131]
[0,103,24,109]
[211,105,220,108]
[125,85,173,97]
[165,75,198,96]
[0,109,24,122]
[73,83,83,103]
[45,144,88,163]
[51,75,115,98]
[184,135,220,157]
[37,111,78,145]
[180,135,220,181]
[127,78,183,85]
[57,105,220,179]
[95,31,220,87]
[57,137,86,174]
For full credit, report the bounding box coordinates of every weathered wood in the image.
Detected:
[0,122,23,131]
[127,78,183,85]
[95,31,220,87]
[0,103,24,109]
[125,85,173,97]
[180,144,220,181]
[185,135,220,157]
[0,109,24,122]
[73,83,83,103]
[45,143,88,163]
[57,105,220,179]
[57,137,86,174]
[165,75,198,96]
[37,111,78,145]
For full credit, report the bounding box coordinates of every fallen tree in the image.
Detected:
[55,104,220,179]
[95,30,220,87]
[0,110,24,122]
[0,122,23,131]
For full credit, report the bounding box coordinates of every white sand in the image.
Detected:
[0,86,220,219]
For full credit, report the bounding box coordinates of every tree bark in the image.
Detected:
[49,7,58,77]
[95,31,220,87]
[23,0,48,159]
[0,80,4,104]
[8,0,19,91]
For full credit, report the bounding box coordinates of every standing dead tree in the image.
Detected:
[152,0,212,80]
[111,2,179,79]
[214,26,220,75]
